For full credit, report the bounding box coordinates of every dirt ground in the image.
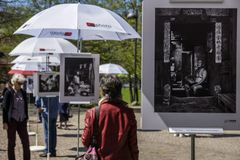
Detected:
[1,106,240,160]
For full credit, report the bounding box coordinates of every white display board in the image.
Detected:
[33,72,60,97]
[141,0,240,130]
[59,53,99,103]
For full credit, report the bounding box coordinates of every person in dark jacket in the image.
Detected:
[2,74,30,160]
[58,103,69,130]
[82,76,139,160]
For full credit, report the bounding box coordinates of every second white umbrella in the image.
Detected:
[11,63,49,71]
[11,55,60,66]
[9,37,77,56]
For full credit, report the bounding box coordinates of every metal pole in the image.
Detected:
[134,8,139,103]
[191,134,195,160]
[77,104,80,157]
[47,97,50,160]
[77,30,82,53]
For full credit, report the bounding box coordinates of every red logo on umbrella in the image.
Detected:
[64,32,72,36]
[86,22,96,27]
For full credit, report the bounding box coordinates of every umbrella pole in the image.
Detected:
[77,29,82,53]
[47,97,50,160]
[77,104,80,157]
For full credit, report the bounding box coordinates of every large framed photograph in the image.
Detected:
[155,8,236,113]
[142,0,240,130]
[59,53,99,103]
[34,72,60,97]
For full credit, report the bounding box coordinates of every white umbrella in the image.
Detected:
[14,3,140,41]
[11,55,60,65]
[9,37,77,56]
[99,63,128,74]
[10,63,49,73]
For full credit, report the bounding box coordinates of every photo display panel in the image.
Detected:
[33,72,60,97]
[59,53,99,103]
[142,0,240,130]
[155,8,236,113]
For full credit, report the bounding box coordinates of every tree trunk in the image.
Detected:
[128,75,134,102]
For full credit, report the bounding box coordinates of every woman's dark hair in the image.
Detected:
[100,75,122,101]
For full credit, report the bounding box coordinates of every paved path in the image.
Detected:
[0,106,240,160]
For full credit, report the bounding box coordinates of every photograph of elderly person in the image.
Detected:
[82,76,139,160]
[185,59,207,96]
[64,58,94,97]
[2,74,30,160]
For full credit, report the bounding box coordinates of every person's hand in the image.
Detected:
[3,123,8,130]
[37,108,44,113]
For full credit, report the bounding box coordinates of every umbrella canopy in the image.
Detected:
[99,63,128,74]
[11,55,60,66]
[8,70,37,75]
[9,37,77,56]
[14,3,140,41]
[9,63,50,75]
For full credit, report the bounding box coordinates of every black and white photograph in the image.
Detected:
[60,53,99,103]
[155,8,236,113]
[34,72,60,96]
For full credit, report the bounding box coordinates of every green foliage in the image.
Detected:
[122,87,141,105]
[0,0,142,96]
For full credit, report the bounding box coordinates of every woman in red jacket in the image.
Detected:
[82,76,139,160]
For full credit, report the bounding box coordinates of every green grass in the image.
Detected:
[122,87,141,105]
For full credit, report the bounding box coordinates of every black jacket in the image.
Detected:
[2,88,28,123]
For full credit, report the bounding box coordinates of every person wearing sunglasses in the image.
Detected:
[2,74,30,160]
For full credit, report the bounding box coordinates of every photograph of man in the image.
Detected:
[64,58,94,97]
[184,59,207,96]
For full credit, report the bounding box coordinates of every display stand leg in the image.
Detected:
[191,134,195,160]
[70,101,90,158]
[28,94,36,136]
[30,111,45,152]
[77,104,80,157]
[47,97,50,160]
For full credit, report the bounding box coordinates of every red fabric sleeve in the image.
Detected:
[81,108,95,147]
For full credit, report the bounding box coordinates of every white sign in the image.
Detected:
[215,22,222,63]
[163,22,171,63]
[170,0,223,2]
[169,128,224,134]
